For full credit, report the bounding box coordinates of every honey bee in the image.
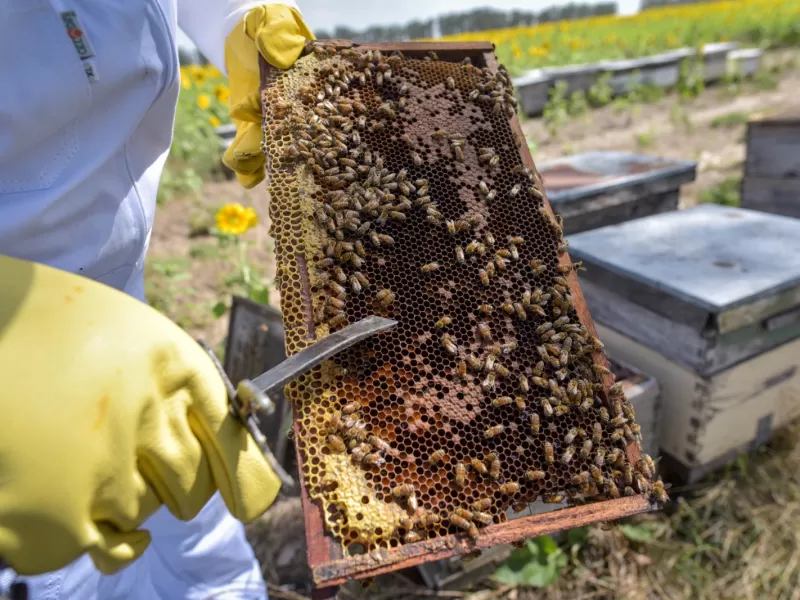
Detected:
[473,498,492,511]
[409,151,423,166]
[488,455,501,480]
[500,302,514,315]
[435,316,453,329]
[608,448,625,466]
[494,363,510,378]
[476,322,492,341]
[499,482,519,495]
[485,189,497,202]
[592,363,612,376]
[541,398,554,417]
[525,469,545,481]
[610,415,629,428]
[472,511,494,525]
[417,512,442,528]
[422,449,445,468]
[515,396,527,411]
[609,383,625,398]
[530,413,540,434]
[651,480,669,503]
[606,480,620,498]
[509,302,525,320]
[440,333,459,356]
[465,354,483,372]
[595,448,606,466]
[622,464,634,486]
[452,246,466,264]
[624,486,636,497]
[635,473,650,494]
[492,396,513,408]
[451,514,477,538]
[326,434,346,453]
[610,429,625,442]
[589,464,604,484]
[643,454,657,475]
[454,463,466,488]
[508,244,520,262]
[350,443,370,463]
[403,530,423,544]
[484,424,505,439]
[561,445,575,464]
[580,439,593,458]
[624,425,636,442]
[471,457,489,475]
[481,373,498,394]
[536,322,553,335]
[599,407,610,423]
[392,483,415,500]
[328,313,348,327]
[363,452,386,468]
[445,76,456,90]
[544,442,555,463]
[376,289,395,306]
[479,269,490,286]
[561,428,578,445]
[542,494,564,504]
[477,304,493,315]
[342,401,361,416]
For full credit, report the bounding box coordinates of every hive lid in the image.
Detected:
[540,151,697,206]
[568,204,800,334]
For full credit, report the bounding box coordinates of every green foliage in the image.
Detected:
[588,72,614,107]
[700,176,741,206]
[677,58,705,99]
[670,101,695,132]
[636,128,656,148]
[494,536,568,588]
[621,523,658,543]
[710,111,750,129]
[568,89,590,115]
[543,80,570,136]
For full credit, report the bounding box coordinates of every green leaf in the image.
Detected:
[493,536,566,588]
[249,286,271,306]
[620,523,655,543]
[212,301,228,318]
[567,527,589,548]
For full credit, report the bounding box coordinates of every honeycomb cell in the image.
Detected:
[262,42,660,552]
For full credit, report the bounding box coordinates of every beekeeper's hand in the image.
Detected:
[223,4,314,188]
[0,255,281,576]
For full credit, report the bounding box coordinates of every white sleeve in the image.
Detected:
[178,0,301,76]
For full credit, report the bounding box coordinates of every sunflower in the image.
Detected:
[216,203,259,236]
[197,94,211,110]
[213,83,231,105]
[209,115,221,128]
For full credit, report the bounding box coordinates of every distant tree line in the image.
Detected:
[641,0,720,7]
[314,3,618,42]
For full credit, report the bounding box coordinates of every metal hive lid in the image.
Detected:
[540,151,697,206]
[568,204,800,334]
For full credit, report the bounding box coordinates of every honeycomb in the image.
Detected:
[262,43,664,555]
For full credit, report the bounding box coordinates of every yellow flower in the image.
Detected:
[216,203,259,236]
[187,64,206,85]
[209,115,221,127]
[528,46,549,57]
[197,94,211,110]
[213,83,230,105]
[180,72,192,90]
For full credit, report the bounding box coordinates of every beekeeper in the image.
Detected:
[0,2,313,599]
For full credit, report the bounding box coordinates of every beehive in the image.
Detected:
[259,41,662,585]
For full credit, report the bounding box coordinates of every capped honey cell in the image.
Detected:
[261,41,660,555]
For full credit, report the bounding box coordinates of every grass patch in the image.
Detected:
[711,111,750,129]
[636,129,656,149]
[700,176,741,207]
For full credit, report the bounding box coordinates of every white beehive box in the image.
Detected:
[570,205,800,482]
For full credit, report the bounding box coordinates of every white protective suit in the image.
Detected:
[0,1,298,598]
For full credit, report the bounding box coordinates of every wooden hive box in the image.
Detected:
[741,110,800,218]
[569,204,800,482]
[539,151,697,235]
[258,40,659,595]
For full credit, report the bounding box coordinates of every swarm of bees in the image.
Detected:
[264,41,665,554]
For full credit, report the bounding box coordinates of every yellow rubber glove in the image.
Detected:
[0,256,281,576]
[223,4,314,188]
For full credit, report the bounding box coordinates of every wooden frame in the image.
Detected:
[259,41,655,593]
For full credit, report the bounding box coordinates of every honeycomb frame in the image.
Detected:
[258,41,658,589]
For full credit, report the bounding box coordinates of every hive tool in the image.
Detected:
[198,316,398,489]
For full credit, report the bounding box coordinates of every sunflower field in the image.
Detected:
[160,64,231,202]
[439,0,800,74]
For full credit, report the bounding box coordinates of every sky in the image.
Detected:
[177,0,641,51]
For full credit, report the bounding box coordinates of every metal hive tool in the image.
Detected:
[259,40,665,589]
